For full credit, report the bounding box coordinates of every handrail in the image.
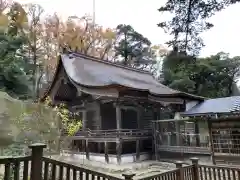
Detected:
[43,157,123,180]
[73,128,152,138]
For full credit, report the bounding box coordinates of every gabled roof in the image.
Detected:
[41,52,205,101]
[182,96,240,117]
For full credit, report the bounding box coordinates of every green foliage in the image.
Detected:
[0,47,31,99]
[0,2,81,157]
[0,91,81,159]
[0,7,32,99]
[115,24,154,66]
[158,0,240,55]
[0,1,34,100]
[162,52,240,98]
[0,92,60,154]
[44,96,82,136]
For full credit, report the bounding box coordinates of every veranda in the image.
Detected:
[153,118,240,165]
[152,118,211,162]
[152,98,240,165]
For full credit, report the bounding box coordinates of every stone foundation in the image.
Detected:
[61,151,151,164]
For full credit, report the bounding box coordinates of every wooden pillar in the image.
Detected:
[136,140,140,161]
[96,102,102,153]
[191,157,199,180]
[175,161,184,180]
[167,133,171,146]
[195,120,200,147]
[116,104,121,130]
[152,121,158,160]
[137,108,141,129]
[29,143,46,180]
[208,120,216,164]
[116,139,122,164]
[81,106,87,152]
[104,141,109,163]
[82,108,87,130]
[175,121,180,146]
[85,139,89,160]
[77,141,81,151]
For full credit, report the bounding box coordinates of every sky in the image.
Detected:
[17,0,240,58]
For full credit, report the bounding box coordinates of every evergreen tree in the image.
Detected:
[115,24,153,65]
[0,2,31,99]
[158,0,240,55]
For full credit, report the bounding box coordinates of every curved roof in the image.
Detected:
[62,54,179,95]
[41,52,205,101]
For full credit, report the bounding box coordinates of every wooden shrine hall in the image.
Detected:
[41,52,204,164]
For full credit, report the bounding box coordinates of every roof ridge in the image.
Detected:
[206,96,240,101]
[69,52,152,75]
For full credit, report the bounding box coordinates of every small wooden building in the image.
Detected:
[41,52,203,164]
[153,96,240,165]
[182,96,240,165]
[152,117,211,162]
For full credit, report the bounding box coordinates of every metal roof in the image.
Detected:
[182,96,240,116]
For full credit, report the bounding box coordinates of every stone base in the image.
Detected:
[158,151,212,163]
[61,151,151,164]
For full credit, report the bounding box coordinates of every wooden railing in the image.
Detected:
[158,133,210,147]
[157,145,211,154]
[134,160,197,180]
[130,158,240,180]
[137,168,179,180]
[0,144,130,180]
[42,157,123,180]
[74,128,152,138]
[198,164,240,180]
[156,133,211,154]
[0,156,31,180]
[1,144,240,180]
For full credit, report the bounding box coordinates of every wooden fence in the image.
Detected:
[0,143,240,180]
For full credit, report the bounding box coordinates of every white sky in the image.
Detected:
[17,0,240,57]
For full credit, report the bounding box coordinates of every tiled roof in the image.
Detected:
[182,96,240,116]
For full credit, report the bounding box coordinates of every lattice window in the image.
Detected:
[212,124,240,155]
